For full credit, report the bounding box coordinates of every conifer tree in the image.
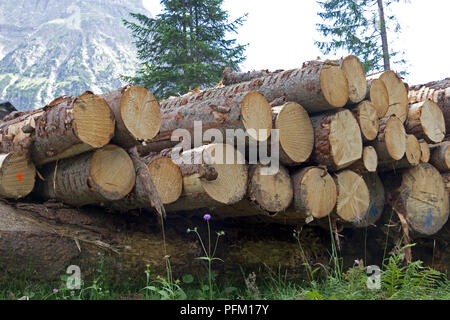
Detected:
[315,0,406,74]
[123,0,247,99]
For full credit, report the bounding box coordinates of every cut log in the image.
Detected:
[221,67,283,86]
[406,100,445,144]
[0,92,115,166]
[161,60,349,113]
[139,91,273,155]
[272,102,314,165]
[310,109,363,170]
[212,164,293,218]
[377,134,421,171]
[0,153,36,199]
[108,154,183,211]
[352,173,385,228]
[404,134,421,166]
[273,166,336,223]
[408,78,450,132]
[419,140,430,163]
[347,146,378,174]
[367,71,409,122]
[35,145,136,206]
[366,79,389,118]
[351,100,379,141]
[101,86,161,148]
[429,142,450,172]
[337,55,367,104]
[372,115,406,161]
[333,170,370,224]
[384,163,449,236]
[165,144,248,212]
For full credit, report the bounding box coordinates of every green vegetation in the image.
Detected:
[315,0,407,74]
[122,0,247,99]
[1,217,448,300]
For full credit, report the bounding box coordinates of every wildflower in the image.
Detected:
[97,252,101,256]
[354,259,360,265]
[203,214,211,221]
[9,292,14,298]
[70,291,75,295]
[53,289,59,293]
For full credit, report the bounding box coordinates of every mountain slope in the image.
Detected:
[0,0,148,110]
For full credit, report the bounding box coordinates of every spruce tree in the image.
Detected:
[123,0,247,99]
[315,0,406,74]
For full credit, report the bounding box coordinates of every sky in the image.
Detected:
[141,0,450,85]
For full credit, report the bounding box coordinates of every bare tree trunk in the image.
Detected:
[377,0,391,71]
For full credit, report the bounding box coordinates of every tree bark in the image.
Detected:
[101,85,161,149]
[0,92,115,166]
[221,67,284,86]
[377,0,391,71]
[34,145,136,207]
[310,109,363,170]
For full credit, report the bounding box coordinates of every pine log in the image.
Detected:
[333,170,370,224]
[0,153,36,199]
[367,71,409,122]
[212,164,293,218]
[0,92,115,166]
[221,67,283,86]
[101,86,161,148]
[138,91,273,155]
[160,60,349,113]
[271,102,314,165]
[366,79,389,118]
[108,153,183,211]
[35,145,136,206]
[377,134,421,171]
[351,100,379,141]
[336,55,367,104]
[442,172,450,195]
[372,115,406,161]
[419,140,430,163]
[310,109,363,170]
[272,166,337,224]
[406,100,445,143]
[164,144,248,212]
[384,163,449,236]
[352,173,385,228]
[347,146,378,174]
[408,78,450,132]
[429,142,450,172]
[221,57,359,107]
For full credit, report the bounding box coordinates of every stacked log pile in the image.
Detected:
[0,57,449,279]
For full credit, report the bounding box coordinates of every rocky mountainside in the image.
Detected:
[0,0,149,110]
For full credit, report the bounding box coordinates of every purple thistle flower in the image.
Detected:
[203,214,211,221]
[354,259,360,265]
[53,289,59,293]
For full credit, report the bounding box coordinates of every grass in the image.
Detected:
[1,216,449,300]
